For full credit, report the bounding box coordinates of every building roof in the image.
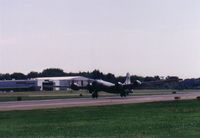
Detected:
[0,80,36,83]
[33,76,91,81]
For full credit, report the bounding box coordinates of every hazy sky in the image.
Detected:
[0,0,200,78]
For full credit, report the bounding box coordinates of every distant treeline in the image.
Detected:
[0,68,200,90]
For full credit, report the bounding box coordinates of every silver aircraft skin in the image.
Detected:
[71,73,142,98]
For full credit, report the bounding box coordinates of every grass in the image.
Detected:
[1,89,197,102]
[0,89,199,103]
[0,91,93,102]
[1,100,200,137]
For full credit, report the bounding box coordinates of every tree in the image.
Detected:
[0,73,11,80]
[11,73,27,80]
[27,71,39,79]
[144,76,156,82]
[166,76,180,82]
[91,70,104,79]
[104,73,116,83]
[154,76,160,81]
[41,68,66,77]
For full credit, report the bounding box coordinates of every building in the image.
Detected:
[34,76,92,91]
[0,76,92,92]
[0,80,39,92]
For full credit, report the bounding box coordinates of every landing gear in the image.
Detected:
[92,91,98,98]
[120,92,127,97]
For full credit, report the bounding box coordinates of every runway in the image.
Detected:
[0,92,200,111]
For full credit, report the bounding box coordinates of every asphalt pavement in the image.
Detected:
[0,92,200,111]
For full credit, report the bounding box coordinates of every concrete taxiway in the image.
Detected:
[0,92,200,111]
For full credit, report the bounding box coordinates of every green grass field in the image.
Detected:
[0,90,91,102]
[0,90,117,102]
[1,89,198,102]
[1,100,200,138]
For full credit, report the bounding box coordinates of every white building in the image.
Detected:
[34,76,92,91]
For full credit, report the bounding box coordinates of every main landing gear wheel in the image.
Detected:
[92,92,98,98]
[120,92,126,97]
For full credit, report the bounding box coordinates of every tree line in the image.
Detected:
[0,68,200,90]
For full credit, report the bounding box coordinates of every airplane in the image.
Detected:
[70,73,142,98]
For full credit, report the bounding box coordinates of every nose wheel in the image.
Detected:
[92,91,98,98]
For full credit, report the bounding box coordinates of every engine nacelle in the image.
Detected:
[70,83,80,90]
[115,82,123,90]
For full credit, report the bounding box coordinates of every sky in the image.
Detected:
[0,0,200,78]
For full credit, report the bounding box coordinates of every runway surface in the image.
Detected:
[0,92,200,111]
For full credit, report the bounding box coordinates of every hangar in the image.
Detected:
[34,76,91,91]
[0,76,92,92]
[0,80,39,92]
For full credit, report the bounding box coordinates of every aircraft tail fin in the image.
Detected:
[124,73,131,85]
